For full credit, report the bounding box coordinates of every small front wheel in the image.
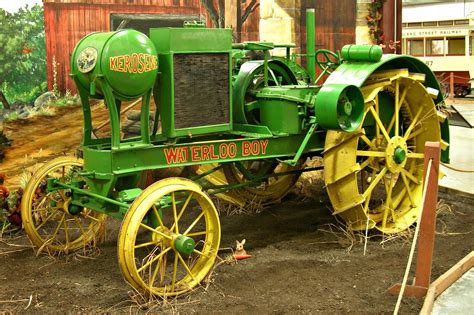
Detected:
[118,177,221,296]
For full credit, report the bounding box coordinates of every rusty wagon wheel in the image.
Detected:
[21,156,106,255]
[222,159,305,205]
[323,72,442,233]
[118,177,221,296]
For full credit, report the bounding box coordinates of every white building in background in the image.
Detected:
[403,0,474,22]
[402,0,474,96]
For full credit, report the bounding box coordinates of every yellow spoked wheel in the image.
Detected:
[222,159,305,205]
[118,177,221,297]
[324,74,441,233]
[21,156,106,254]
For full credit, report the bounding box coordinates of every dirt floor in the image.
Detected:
[0,104,473,313]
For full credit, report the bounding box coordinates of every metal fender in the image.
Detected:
[325,54,450,162]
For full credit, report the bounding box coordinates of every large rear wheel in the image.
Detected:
[324,73,442,233]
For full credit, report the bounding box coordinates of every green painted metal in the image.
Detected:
[341,44,383,62]
[255,85,313,135]
[232,60,297,125]
[149,27,233,138]
[314,84,364,132]
[63,7,449,225]
[283,117,318,166]
[306,9,316,83]
[71,30,158,100]
[174,235,196,255]
[117,188,143,202]
[393,147,406,164]
[81,132,326,175]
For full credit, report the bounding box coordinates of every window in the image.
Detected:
[454,19,469,25]
[426,38,444,56]
[408,39,424,56]
[110,14,199,35]
[447,37,465,55]
[471,33,474,55]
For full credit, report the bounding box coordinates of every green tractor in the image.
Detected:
[21,10,449,297]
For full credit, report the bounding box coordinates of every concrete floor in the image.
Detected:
[439,122,474,196]
[432,268,474,315]
[433,100,473,314]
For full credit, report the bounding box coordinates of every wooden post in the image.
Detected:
[388,142,441,298]
[450,72,455,99]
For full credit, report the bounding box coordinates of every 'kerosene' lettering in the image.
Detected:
[109,53,158,73]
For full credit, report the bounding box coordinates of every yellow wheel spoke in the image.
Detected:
[400,168,420,184]
[360,134,377,150]
[395,81,400,137]
[149,253,166,290]
[369,106,391,141]
[171,253,179,292]
[81,212,101,223]
[32,206,62,213]
[63,218,70,246]
[172,192,179,233]
[406,152,424,159]
[362,167,388,200]
[49,213,66,244]
[58,190,67,201]
[176,252,196,281]
[401,172,416,207]
[382,175,394,230]
[359,157,375,171]
[137,247,172,274]
[152,205,165,228]
[140,223,172,240]
[73,217,87,241]
[389,88,408,136]
[170,192,194,233]
[35,209,60,230]
[406,127,424,141]
[183,211,205,236]
[356,150,386,158]
[193,248,213,259]
[134,240,158,249]
[35,196,49,209]
[186,231,207,237]
[403,106,424,140]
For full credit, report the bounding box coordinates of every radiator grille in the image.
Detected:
[173,53,230,129]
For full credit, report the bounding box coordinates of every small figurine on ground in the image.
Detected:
[233,239,252,261]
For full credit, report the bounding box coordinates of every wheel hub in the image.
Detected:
[393,146,406,164]
[174,235,196,256]
[385,136,408,173]
[151,226,196,255]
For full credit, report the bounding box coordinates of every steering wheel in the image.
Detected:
[315,49,341,74]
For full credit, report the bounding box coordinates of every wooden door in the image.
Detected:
[300,0,356,68]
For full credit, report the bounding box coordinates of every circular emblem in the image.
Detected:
[76,47,98,73]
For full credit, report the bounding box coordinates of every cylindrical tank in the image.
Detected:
[71,30,158,100]
[341,45,383,62]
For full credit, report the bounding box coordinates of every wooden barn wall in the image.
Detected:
[300,0,356,69]
[43,1,202,92]
[240,1,260,42]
